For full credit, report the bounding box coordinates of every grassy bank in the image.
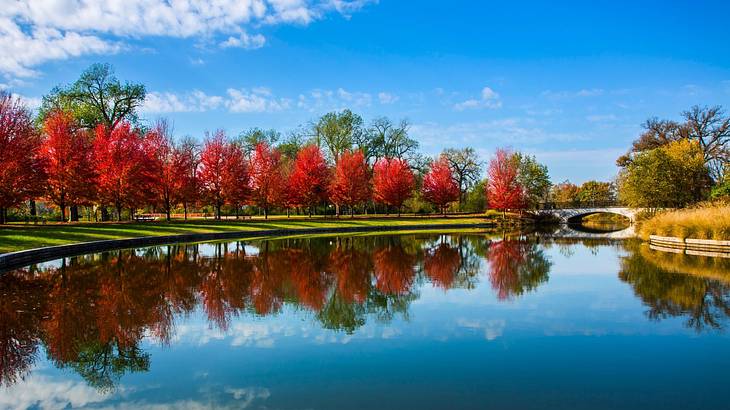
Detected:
[639,204,730,240]
[0,215,498,254]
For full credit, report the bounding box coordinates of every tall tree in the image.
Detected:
[330,150,372,217]
[422,156,460,215]
[617,106,729,182]
[289,145,331,216]
[236,128,280,158]
[366,117,418,163]
[512,153,551,209]
[0,92,45,224]
[486,148,524,216]
[576,180,616,204]
[176,136,201,220]
[221,143,250,218]
[199,131,228,220]
[94,122,156,221]
[39,63,146,130]
[250,142,285,219]
[40,110,96,221]
[373,158,415,216]
[442,147,482,208]
[618,139,710,209]
[549,180,580,205]
[682,105,729,181]
[313,109,363,163]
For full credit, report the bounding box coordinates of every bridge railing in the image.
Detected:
[537,200,624,210]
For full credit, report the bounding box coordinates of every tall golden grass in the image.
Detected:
[639,203,730,240]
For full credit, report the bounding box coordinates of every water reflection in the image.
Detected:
[1,233,729,395]
[619,241,730,332]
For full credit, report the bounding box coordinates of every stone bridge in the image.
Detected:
[541,206,643,223]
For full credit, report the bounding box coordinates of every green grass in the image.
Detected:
[0,215,495,254]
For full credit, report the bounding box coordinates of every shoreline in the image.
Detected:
[0,221,498,272]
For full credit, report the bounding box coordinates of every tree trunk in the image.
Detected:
[70,205,79,222]
[184,203,188,220]
[0,207,5,224]
[287,208,290,218]
[29,200,36,217]
[101,206,109,222]
[116,205,123,221]
[264,208,268,219]
[60,202,67,222]
[216,203,221,220]
[351,206,354,218]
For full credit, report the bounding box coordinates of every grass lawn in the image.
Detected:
[0,214,495,254]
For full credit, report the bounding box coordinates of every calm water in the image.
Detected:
[1,232,730,410]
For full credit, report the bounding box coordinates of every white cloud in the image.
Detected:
[142,90,224,113]
[226,88,291,113]
[453,86,501,111]
[377,91,399,104]
[220,33,266,49]
[0,0,375,78]
[142,88,287,113]
[0,374,109,410]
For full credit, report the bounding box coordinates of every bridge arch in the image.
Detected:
[546,207,641,224]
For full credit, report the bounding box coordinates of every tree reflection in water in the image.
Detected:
[619,241,730,332]
[10,234,726,392]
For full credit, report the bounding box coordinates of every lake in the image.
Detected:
[1,231,729,409]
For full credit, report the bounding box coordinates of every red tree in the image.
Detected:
[221,143,250,218]
[94,122,157,221]
[373,158,415,216]
[289,145,330,216]
[250,142,285,219]
[329,150,371,217]
[147,121,176,221]
[40,110,96,221]
[199,131,227,219]
[422,156,459,215]
[176,138,200,220]
[486,148,524,216]
[0,92,45,223]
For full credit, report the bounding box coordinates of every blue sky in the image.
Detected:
[2,0,730,182]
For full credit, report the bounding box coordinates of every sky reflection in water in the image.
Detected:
[1,233,730,410]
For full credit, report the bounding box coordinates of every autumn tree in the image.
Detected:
[373,158,415,216]
[618,139,711,209]
[576,180,616,204]
[0,92,46,224]
[94,122,157,221]
[329,150,372,217]
[549,180,580,205]
[422,156,459,215]
[486,148,524,216]
[40,110,96,221]
[289,145,331,216]
[199,131,228,220]
[221,143,250,218]
[176,136,201,220]
[250,142,285,219]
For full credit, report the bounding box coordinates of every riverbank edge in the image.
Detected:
[0,222,497,272]
[649,235,730,258]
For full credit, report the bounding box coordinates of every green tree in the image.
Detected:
[576,180,615,204]
[618,139,711,209]
[462,179,487,213]
[512,153,551,209]
[235,128,280,158]
[313,109,363,163]
[442,147,482,209]
[39,63,146,130]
